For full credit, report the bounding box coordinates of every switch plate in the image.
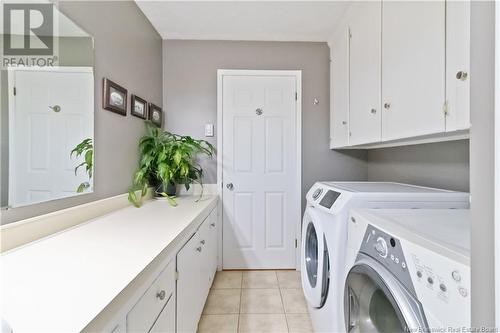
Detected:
[205,124,214,137]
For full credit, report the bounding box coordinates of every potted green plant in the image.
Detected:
[128,123,214,207]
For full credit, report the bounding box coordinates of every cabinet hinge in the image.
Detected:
[443,100,449,116]
[13,87,16,96]
[175,270,179,281]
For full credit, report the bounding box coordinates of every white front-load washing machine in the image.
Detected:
[344,209,470,332]
[301,182,469,333]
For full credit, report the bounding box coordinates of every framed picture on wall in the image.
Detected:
[131,95,148,119]
[149,103,163,128]
[102,78,127,116]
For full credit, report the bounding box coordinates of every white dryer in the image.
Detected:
[301,182,469,333]
[344,209,470,332]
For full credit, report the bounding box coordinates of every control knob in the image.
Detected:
[374,237,388,258]
[312,188,323,200]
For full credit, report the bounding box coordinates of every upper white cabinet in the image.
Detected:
[381,1,445,141]
[348,1,382,145]
[445,0,471,132]
[330,22,350,148]
[330,0,470,149]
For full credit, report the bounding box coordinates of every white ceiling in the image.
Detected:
[135,1,350,42]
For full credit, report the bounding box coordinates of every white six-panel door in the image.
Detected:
[8,67,94,207]
[219,70,300,269]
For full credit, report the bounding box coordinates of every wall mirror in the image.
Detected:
[1,6,95,209]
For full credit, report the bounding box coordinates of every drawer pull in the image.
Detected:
[196,246,202,252]
[200,240,206,245]
[156,290,166,301]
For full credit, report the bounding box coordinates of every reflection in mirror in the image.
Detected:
[1,6,94,209]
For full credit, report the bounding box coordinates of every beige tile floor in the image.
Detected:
[198,270,313,333]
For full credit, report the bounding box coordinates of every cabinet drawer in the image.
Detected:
[127,260,175,332]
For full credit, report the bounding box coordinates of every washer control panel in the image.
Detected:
[411,253,470,303]
[319,190,341,209]
[359,225,415,296]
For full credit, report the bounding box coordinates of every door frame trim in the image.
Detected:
[216,69,302,270]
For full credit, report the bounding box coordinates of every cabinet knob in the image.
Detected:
[370,108,377,114]
[384,103,391,110]
[255,108,263,115]
[196,246,202,252]
[456,71,468,81]
[156,290,166,300]
[210,223,216,228]
[342,121,347,125]
[226,183,234,191]
[200,239,206,245]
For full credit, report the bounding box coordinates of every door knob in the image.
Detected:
[226,183,234,191]
[156,290,166,300]
[384,103,391,110]
[456,71,468,81]
[49,105,61,112]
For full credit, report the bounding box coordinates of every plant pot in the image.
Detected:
[166,183,177,196]
[155,183,176,197]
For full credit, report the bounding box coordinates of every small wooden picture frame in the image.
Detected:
[149,103,163,128]
[103,78,127,116]
[131,95,148,119]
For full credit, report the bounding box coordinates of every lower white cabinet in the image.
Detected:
[127,259,176,332]
[104,206,218,333]
[177,209,218,333]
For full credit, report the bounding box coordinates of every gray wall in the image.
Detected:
[470,1,496,327]
[1,1,163,224]
[162,40,367,210]
[367,140,470,192]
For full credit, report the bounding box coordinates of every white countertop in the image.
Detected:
[1,195,218,333]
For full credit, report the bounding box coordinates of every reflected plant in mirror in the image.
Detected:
[128,123,215,207]
[70,138,93,193]
[1,5,95,210]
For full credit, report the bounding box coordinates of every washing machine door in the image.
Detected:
[301,207,330,308]
[344,254,428,333]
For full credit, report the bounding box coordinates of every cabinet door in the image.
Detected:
[208,208,218,278]
[330,24,350,148]
[197,218,213,298]
[127,260,175,333]
[348,1,382,145]
[381,1,445,141]
[149,293,175,333]
[177,232,203,333]
[445,0,470,131]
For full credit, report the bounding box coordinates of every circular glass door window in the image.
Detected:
[344,266,407,333]
[305,222,319,288]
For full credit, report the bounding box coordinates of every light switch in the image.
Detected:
[205,123,214,137]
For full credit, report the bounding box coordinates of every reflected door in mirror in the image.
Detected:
[8,67,94,208]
